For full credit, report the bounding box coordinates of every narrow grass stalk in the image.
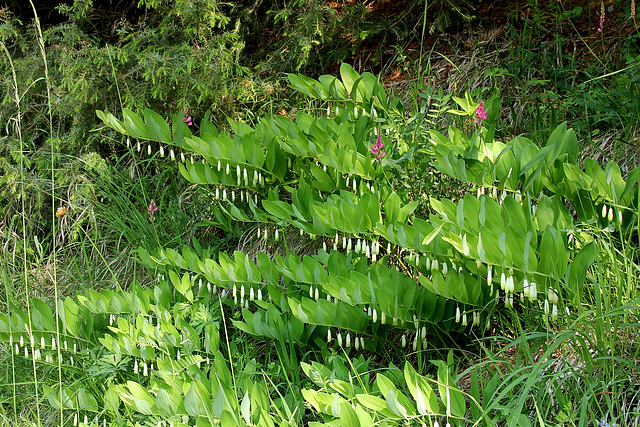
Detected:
[29,2,64,425]
[1,228,18,424]
[1,39,42,426]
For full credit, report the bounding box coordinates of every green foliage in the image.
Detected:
[98,64,639,345]
[2,61,640,425]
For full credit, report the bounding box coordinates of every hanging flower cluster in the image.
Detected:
[371,134,385,162]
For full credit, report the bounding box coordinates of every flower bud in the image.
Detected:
[257,288,263,301]
[180,152,185,162]
[602,204,608,218]
[531,282,538,301]
[372,309,378,323]
[456,306,461,323]
[346,333,351,348]
[250,287,255,301]
[159,145,165,157]
[401,334,406,348]
[338,333,343,347]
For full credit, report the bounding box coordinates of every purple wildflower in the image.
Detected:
[598,2,605,32]
[183,107,193,126]
[475,101,488,124]
[371,133,386,162]
[148,200,158,221]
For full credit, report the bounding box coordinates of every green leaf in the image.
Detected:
[433,358,466,418]
[355,394,387,413]
[144,109,172,143]
[398,201,419,223]
[386,390,407,418]
[404,363,438,416]
[340,401,361,427]
[340,63,361,96]
[96,110,126,134]
[565,242,598,306]
[77,388,98,411]
[309,163,336,192]
[384,192,401,224]
[32,298,54,331]
[422,222,445,246]
[156,388,175,419]
[185,382,208,417]
[212,383,226,418]
[240,391,251,425]
[122,108,149,140]
[63,297,79,336]
[127,381,156,415]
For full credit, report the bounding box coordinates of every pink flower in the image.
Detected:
[598,2,605,33]
[148,200,158,220]
[183,107,193,126]
[475,101,488,123]
[371,134,386,162]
